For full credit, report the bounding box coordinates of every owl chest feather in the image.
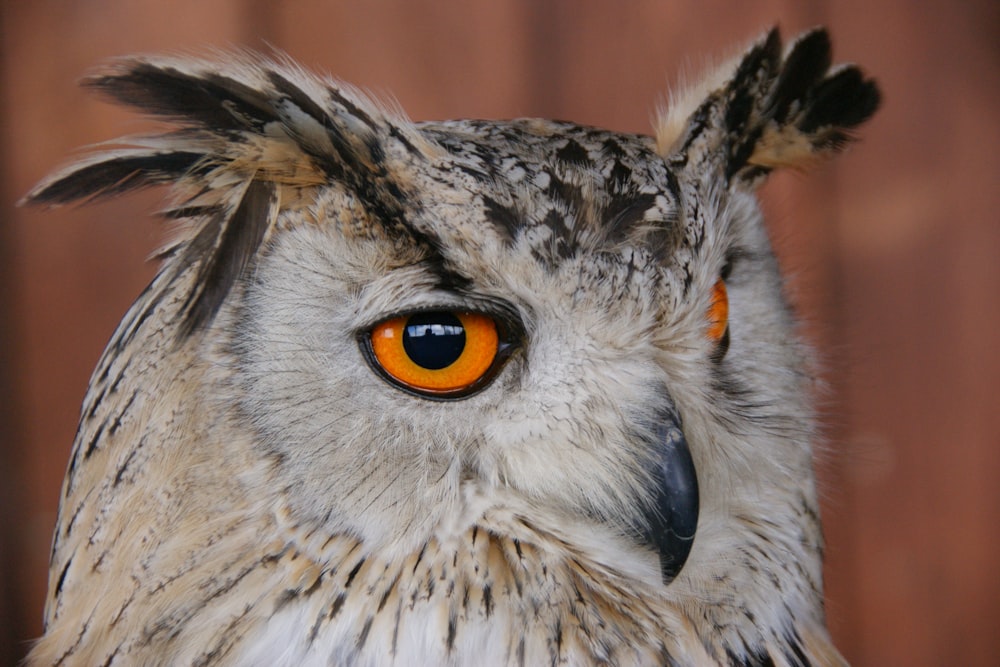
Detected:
[228,523,713,667]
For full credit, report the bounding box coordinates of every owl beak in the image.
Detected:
[641,411,699,585]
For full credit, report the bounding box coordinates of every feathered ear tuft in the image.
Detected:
[22,52,432,207]
[21,52,434,335]
[656,27,880,186]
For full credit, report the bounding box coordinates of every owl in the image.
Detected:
[25,27,878,666]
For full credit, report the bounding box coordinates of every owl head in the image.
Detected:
[28,28,878,664]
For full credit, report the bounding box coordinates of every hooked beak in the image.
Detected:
[640,408,699,584]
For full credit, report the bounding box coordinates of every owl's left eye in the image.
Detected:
[362,311,510,399]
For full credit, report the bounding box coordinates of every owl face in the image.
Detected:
[236,120,713,576]
[230,106,818,597]
[26,27,878,666]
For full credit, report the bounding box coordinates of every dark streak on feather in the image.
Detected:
[160,204,224,220]
[356,616,373,650]
[54,556,73,597]
[179,179,274,336]
[328,592,346,620]
[729,646,777,667]
[108,391,138,436]
[344,558,366,589]
[86,63,279,131]
[112,447,138,486]
[412,543,427,574]
[783,628,813,667]
[264,71,346,177]
[376,571,400,613]
[388,124,423,157]
[98,647,120,667]
[446,613,457,651]
[267,71,330,129]
[552,619,563,663]
[28,152,203,205]
[328,88,378,132]
[482,584,493,618]
[84,420,107,460]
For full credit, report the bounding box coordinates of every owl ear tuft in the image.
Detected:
[21,52,435,209]
[656,27,880,186]
[21,53,436,335]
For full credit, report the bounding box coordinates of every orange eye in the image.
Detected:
[366,311,502,398]
[706,279,729,344]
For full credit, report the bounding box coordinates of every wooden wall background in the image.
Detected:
[1,1,997,664]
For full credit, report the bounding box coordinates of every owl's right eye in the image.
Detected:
[706,279,728,343]
[706,278,730,360]
[362,311,511,399]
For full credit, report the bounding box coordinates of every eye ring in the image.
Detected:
[361,310,513,400]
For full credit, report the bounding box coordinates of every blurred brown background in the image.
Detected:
[1,1,997,665]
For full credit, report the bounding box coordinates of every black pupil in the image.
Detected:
[403,312,466,370]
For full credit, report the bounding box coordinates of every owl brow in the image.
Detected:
[400,228,474,293]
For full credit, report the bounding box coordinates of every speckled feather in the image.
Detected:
[26,28,877,666]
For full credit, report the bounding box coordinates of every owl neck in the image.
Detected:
[250,493,845,666]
